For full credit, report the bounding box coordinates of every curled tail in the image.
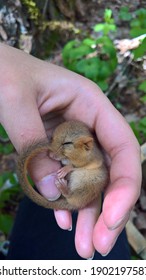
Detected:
[17,140,73,210]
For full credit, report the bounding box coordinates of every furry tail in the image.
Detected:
[17,140,73,210]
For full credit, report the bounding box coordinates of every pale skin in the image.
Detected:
[0,43,141,259]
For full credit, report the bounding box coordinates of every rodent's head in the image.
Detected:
[49,121,95,167]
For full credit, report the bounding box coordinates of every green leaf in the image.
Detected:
[93,23,105,32]
[0,172,13,184]
[0,192,11,207]
[102,43,116,57]
[82,38,96,47]
[130,28,146,37]
[104,9,112,23]
[133,37,146,59]
[109,57,118,72]
[130,9,146,29]
[9,173,18,186]
[138,81,146,93]
[62,40,79,63]
[119,6,132,21]
[136,8,146,27]
[0,172,19,193]
[136,8,146,16]
[96,35,112,45]
[94,23,116,35]
[130,117,146,144]
[0,172,19,209]
[104,23,116,34]
[63,40,78,52]
[0,125,9,140]
[70,45,92,59]
[96,62,110,79]
[139,116,146,127]
[130,19,141,29]
[130,8,146,37]
[130,122,142,144]
[76,58,100,80]
[97,80,109,91]
[0,143,14,155]
[140,95,146,103]
[0,214,14,235]
[0,176,4,187]
[62,40,93,67]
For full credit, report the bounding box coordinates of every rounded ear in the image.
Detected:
[74,136,93,150]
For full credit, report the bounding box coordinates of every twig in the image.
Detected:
[130,61,144,71]
[126,220,146,259]
[105,55,133,96]
[43,0,49,18]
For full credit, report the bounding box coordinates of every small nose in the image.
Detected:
[49,151,60,161]
[49,151,55,159]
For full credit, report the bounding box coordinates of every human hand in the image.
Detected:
[0,43,141,259]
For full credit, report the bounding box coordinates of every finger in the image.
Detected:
[75,197,101,259]
[54,210,72,230]
[93,212,129,256]
[103,178,139,230]
[93,92,141,229]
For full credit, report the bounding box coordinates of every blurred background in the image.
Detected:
[0,0,146,259]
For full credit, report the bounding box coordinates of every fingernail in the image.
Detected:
[37,173,61,201]
[101,248,111,257]
[87,251,95,260]
[67,226,72,231]
[101,236,118,257]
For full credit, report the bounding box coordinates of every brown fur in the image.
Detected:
[17,120,109,210]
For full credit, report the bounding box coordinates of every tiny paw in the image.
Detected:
[57,169,66,179]
[55,178,69,196]
[57,166,73,179]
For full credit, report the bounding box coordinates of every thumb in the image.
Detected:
[28,147,61,201]
[0,87,61,201]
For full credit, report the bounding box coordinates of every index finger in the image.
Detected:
[95,94,141,228]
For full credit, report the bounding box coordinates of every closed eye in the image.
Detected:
[63,142,73,146]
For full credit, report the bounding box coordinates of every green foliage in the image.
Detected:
[93,9,116,35]
[21,0,41,24]
[0,124,19,235]
[139,81,146,93]
[62,9,117,91]
[0,143,14,155]
[139,81,146,103]
[0,172,20,234]
[130,8,146,37]
[0,172,20,207]
[130,117,146,144]
[0,125,14,154]
[0,124,9,140]
[119,6,132,21]
[132,37,146,59]
[0,214,14,235]
[63,37,117,91]
[140,95,146,103]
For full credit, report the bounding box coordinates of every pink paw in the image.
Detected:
[55,178,69,196]
[57,166,73,179]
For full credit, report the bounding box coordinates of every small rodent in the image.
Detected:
[17,120,109,210]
